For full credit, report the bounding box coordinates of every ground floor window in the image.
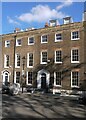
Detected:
[7,70,80,88]
[27,72,33,85]
[54,72,62,86]
[16,72,21,83]
[71,71,79,87]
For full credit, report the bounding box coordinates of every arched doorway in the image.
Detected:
[37,69,50,89]
[3,71,10,85]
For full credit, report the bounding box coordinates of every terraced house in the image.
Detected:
[1,11,86,93]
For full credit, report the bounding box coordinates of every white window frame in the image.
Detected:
[26,71,33,85]
[15,71,21,83]
[27,53,34,68]
[4,55,10,68]
[71,48,80,63]
[28,36,34,45]
[41,34,48,43]
[55,50,62,64]
[71,71,79,88]
[71,31,80,40]
[55,33,62,42]
[16,38,22,46]
[41,51,48,64]
[5,40,10,47]
[54,72,62,87]
[15,53,21,68]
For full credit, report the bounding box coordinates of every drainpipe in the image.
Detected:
[13,35,16,83]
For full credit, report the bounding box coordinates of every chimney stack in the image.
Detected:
[14,28,20,33]
[82,1,86,21]
[45,22,49,28]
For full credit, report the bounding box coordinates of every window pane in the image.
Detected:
[5,55,9,67]
[42,52,47,62]
[28,72,33,84]
[5,40,10,47]
[56,50,62,62]
[17,54,20,66]
[72,49,79,62]
[29,37,34,44]
[72,71,79,86]
[16,39,21,46]
[72,31,79,39]
[29,53,33,66]
[16,72,20,83]
[56,72,62,85]
[56,34,62,40]
[42,35,47,42]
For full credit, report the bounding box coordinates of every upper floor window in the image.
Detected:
[28,37,34,45]
[41,35,48,43]
[15,54,20,68]
[55,50,62,63]
[54,72,62,86]
[27,53,34,67]
[4,55,10,68]
[5,40,10,47]
[71,31,80,40]
[71,71,79,87]
[55,33,62,42]
[27,72,33,85]
[16,39,22,46]
[41,51,47,64]
[71,49,79,63]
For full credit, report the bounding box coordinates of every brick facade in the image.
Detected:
[1,21,86,91]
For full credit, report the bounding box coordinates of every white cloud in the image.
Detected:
[18,4,66,23]
[7,16,20,25]
[56,0,73,10]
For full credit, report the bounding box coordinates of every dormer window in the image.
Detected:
[49,20,57,27]
[63,17,72,24]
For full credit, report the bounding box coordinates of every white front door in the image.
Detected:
[3,72,9,84]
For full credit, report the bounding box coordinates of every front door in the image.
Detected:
[41,73,46,89]
[3,72,9,85]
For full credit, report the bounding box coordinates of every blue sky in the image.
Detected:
[2,1,85,34]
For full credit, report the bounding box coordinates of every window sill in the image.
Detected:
[15,66,20,68]
[55,40,63,42]
[28,43,34,45]
[41,42,48,44]
[4,67,9,68]
[27,83,32,86]
[54,85,62,87]
[71,61,80,64]
[71,86,79,88]
[16,45,22,47]
[71,38,80,41]
[40,62,47,64]
[27,66,33,68]
[55,62,62,64]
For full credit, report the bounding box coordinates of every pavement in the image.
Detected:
[2,92,86,119]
